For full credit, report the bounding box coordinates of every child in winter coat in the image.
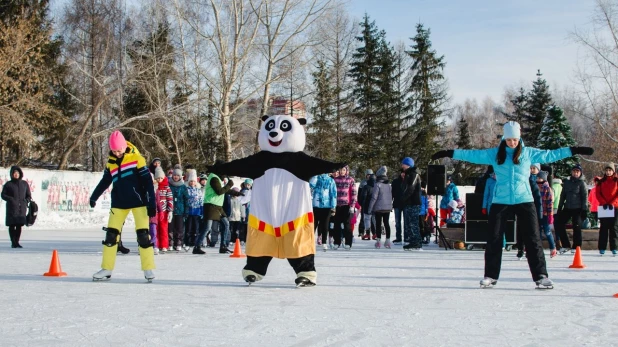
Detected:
[169,168,189,251]
[367,166,393,248]
[229,187,243,244]
[432,121,593,288]
[536,171,557,257]
[149,173,160,255]
[185,171,203,250]
[154,167,173,253]
[594,162,618,255]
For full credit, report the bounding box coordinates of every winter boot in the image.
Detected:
[361,234,371,240]
[600,249,605,256]
[93,269,112,281]
[193,246,206,254]
[219,247,232,254]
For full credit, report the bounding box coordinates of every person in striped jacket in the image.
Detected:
[154,166,173,253]
[332,165,357,250]
[536,171,556,258]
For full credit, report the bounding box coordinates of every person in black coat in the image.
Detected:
[1,166,32,248]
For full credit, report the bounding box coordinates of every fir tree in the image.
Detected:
[537,105,578,178]
[309,60,337,161]
[405,23,447,167]
[452,117,478,184]
[525,70,553,146]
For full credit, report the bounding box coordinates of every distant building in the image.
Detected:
[245,96,306,119]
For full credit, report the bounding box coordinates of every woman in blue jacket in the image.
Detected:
[432,121,593,289]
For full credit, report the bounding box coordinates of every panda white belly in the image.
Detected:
[250,168,312,226]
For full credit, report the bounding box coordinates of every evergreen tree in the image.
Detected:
[537,105,578,178]
[452,117,478,184]
[405,23,447,168]
[348,14,382,170]
[526,70,553,147]
[309,60,337,161]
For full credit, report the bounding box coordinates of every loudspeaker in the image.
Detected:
[465,193,487,221]
[465,219,516,244]
[426,165,446,196]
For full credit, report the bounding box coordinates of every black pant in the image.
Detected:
[332,205,352,246]
[374,212,391,239]
[244,254,315,276]
[229,221,241,243]
[486,203,547,281]
[598,216,618,251]
[184,215,200,246]
[555,208,583,249]
[313,207,332,244]
[8,225,22,247]
[170,215,185,247]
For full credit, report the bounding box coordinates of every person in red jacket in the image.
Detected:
[588,186,600,228]
[594,162,618,256]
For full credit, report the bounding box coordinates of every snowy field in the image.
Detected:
[1,228,617,347]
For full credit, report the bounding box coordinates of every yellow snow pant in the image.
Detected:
[101,207,155,271]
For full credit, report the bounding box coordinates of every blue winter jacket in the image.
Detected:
[187,186,203,216]
[482,176,496,213]
[169,183,189,216]
[309,174,337,209]
[420,194,428,216]
[439,183,459,209]
[453,144,572,205]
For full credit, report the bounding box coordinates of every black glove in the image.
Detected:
[431,150,454,160]
[90,200,96,208]
[570,147,594,156]
[147,206,156,217]
[226,179,234,187]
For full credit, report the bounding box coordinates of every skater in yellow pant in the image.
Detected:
[90,130,158,282]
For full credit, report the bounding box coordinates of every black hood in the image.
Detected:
[9,166,23,180]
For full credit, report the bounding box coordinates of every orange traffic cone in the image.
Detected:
[230,239,246,258]
[613,293,618,298]
[44,250,67,277]
[568,246,586,269]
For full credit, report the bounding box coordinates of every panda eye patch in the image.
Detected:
[265,120,276,130]
[280,120,292,132]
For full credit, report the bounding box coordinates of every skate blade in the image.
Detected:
[145,278,154,283]
[296,283,316,288]
[93,276,111,282]
[480,284,495,288]
[535,285,553,290]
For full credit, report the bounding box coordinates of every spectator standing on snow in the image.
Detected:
[555,164,588,255]
[309,172,337,251]
[332,166,357,250]
[1,166,31,248]
[154,167,173,253]
[594,163,618,256]
[391,170,405,244]
[400,157,423,250]
[367,166,393,249]
[169,168,189,252]
[439,176,459,227]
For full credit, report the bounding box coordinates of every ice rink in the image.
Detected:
[1,228,617,347]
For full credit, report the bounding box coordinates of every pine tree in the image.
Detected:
[348,14,382,170]
[537,105,578,178]
[309,60,337,161]
[525,70,552,146]
[452,117,478,184]
[405,23,447,168]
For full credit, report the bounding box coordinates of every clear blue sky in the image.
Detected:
[348,0,596,104]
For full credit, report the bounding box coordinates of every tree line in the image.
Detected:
[1,0,617,182]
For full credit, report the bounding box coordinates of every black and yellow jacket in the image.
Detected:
[90,142,156,210]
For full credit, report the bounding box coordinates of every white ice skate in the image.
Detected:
[535,275,553,289]
[384,239,392,249]
[480,277,497,288]
[93,269,112,281]
[153,248,159,255]
[375,240,382,249]
[559,247,571,255]
[144,270,155,283]
[183,245,190,252]
[344,245,351,251]
[322,244,328,251]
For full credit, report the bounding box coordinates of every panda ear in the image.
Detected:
[297,118,307,125]
[261,115,270,122]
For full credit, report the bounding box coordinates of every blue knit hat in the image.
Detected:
[402,157,414,167]
[503,121,521,139]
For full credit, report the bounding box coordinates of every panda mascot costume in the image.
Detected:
[207,115,344,287]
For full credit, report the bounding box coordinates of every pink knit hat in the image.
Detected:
[109,130,127,151]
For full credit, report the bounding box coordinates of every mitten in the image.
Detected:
[569,147,594,155]
[431,150,454,160]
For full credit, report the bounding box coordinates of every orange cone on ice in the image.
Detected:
[613,293,618,298]
[568,246,586,269]
[43,250,67,277]
[230,239,246,258]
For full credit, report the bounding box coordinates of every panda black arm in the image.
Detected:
[291,152,345,181]
[207,153,266,179]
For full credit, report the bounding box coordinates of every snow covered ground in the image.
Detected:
[1,228,617,347]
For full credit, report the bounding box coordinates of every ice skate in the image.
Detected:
[535,275,554,289]
[322,244,328,251]
[295,276,316,288]
[516,250,524,260]
[93,269,112,281]
[375,240,381,249]
[600,250,605,256]
[153,248,159,255]
[183,245,190,252]
[392,239,402,245]
[559,247,571,255]
[160,248,167,254]
[144,270,155,283]
[613,250,617,257]
[174,246,182,252]
[192,246,206,255]
[480,277,497,288]
[344,245,351,251]
[244,275,256,285]
[384,239,392,249]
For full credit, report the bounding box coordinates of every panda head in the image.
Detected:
[258,115,306,153]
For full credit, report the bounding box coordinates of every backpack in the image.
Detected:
[26,200,38,227]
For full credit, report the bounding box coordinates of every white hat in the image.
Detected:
[503,121,521,139]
